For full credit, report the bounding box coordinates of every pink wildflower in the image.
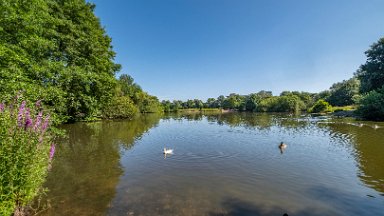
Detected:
[49,143,55,160]
[41,114,50,133]
[17,101,26,127]
[24,108,33,129]
[35,100,42,108]
[34,111,43,131]
[0,103,4,112]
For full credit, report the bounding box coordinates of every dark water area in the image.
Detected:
[38,113,384,216]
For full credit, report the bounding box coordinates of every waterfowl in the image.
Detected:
[163,147,173,154]
[279,142,287,149]
[279,142,287,154]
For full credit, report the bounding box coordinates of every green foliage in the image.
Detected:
[0,100,55,215]
[356,86,384,121]
[280,91,316,109]
[245,94,261,111]
[0,0,120,121]
[356,37,384,93]
[0,0,162,121]
[327,78,360,106]
[103,96,138,119]
[162,91,307,113]
[308,99,332,113]
[116,74,162,114]
[222,94,245,110]
[256,95,305,112]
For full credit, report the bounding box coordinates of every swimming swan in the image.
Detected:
[163,147,174,154]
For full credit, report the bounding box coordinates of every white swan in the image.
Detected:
[163,147,173,154]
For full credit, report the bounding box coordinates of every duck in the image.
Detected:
[163,147,173,154]
[279,142,287,149]
[279,142,287,154]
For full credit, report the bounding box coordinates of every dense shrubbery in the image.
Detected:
[0,99,55,215]
[326,78,360,106]
[103,96,138,119]
[356,86,384,121]
[308,99,333,113]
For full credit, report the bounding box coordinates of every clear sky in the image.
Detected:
[89,0,384,101]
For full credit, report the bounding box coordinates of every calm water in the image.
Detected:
[38,113,384,216]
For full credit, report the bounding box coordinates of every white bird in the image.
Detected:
[163,147,173,154]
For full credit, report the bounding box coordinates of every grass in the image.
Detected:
[332,105,357,112]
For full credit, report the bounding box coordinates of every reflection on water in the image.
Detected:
[38,113,384,215]
[322,120,384,195]
[39,114,161,215]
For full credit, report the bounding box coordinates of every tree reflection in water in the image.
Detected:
[38,114,161,215]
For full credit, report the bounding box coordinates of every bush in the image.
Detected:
[309,99,333,113]
[357,87,384,121]
[103,96,138,119]
[256,96,305,112]
[0,99,55,215]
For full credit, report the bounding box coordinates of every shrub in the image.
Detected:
[0,99,55,215]
[309,99,333,113]
[256,96,305,112]
[103,96,138,119]
[356,87,384,121]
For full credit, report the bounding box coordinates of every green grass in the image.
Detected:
[332,105,357,112]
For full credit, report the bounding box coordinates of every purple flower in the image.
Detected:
[41,114,50,133]
[17,101,26,127]
[49,143,55,160]
[20,101,26,109]
[35,100,41,108]
[34,111,43,131]
[0,103,4,112]
[24,108,33,129]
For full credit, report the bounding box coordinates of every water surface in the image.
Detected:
[39,113,384,215]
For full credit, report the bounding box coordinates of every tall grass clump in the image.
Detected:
[0,99,55,215]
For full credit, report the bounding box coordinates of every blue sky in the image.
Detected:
[89,0,384,101]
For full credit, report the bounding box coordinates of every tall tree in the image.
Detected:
[327,78,360,106]
[356,37,384,93]
[0,0,121,121]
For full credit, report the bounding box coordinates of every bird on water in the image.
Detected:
[279,142,287,154]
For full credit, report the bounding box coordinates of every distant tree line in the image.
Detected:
[162,36,384,120]
[162,91,315,113]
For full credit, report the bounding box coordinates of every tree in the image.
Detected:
[257,90,273,98]
[222,94,245,110]
[205,98,216,108]
[216,95,225,108]
[356,37,384,93]
[245,93,261,111]
[327,78,360,106]
[356,86,384,121]
[0,0,121,121]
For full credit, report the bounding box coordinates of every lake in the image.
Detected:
[38,113,384,216]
